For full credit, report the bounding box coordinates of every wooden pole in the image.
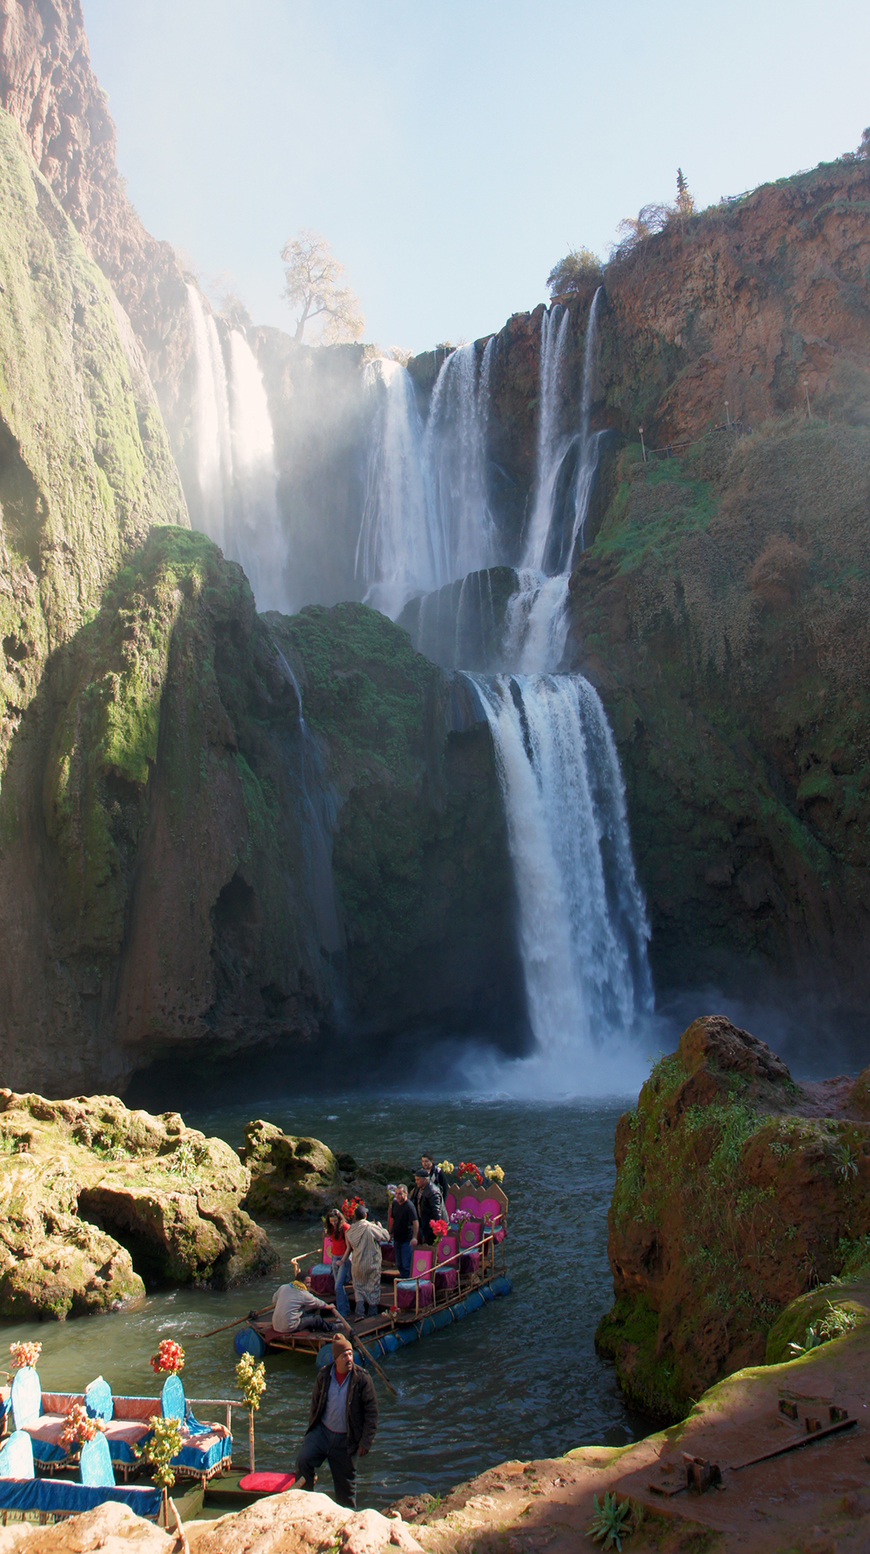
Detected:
[189,1304,275,1341]
[248,1408,255,1473]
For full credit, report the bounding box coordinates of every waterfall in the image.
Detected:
[566,285,604,564]
[502,571,571,673]
[187,283,231,552]
[186,286,288,611]
[522,305,572,571]
[467,671,653,1082]
[423,340,497,585]
[355,358,437,618]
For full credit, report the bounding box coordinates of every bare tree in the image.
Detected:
[610,204,670,260]
[281,229,364,344]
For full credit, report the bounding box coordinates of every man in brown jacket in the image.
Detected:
[294,1333,378,1508]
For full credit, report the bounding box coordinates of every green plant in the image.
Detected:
[135,1414,182,1524]
[789,1300,858,1355]
[546,246,603,298]
[587,1490,636,1549]
[236,1352,267,1472]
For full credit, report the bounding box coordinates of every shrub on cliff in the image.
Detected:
[546,247,603,299]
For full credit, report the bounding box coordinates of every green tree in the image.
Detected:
[674,167,695,220]
[546,246,603,300]
[281,229,364,344]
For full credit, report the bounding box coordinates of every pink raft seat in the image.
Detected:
[459,1221,483,1278]
[394,1248,435,1313]
[434,1234,459,1293]
[308,1236,336,1296]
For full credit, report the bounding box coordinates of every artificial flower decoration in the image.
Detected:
[8,1341,42,1369]
[484,1164,505,1183]
[430,1219,449,1238]
[457,1160,483,1184]
[150,1338,185,1375]
[60,1402,104,1450]
[341,1195,363,1221]
[438,1160,455,1175]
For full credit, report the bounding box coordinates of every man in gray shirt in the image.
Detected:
[295,1333,379,1507]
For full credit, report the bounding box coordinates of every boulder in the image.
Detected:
[597,1016,870,1420]
[242,1121,342,1218]
[0,1091,277,1317]
[0,1501,173,1550]
[185,1488,426,1553]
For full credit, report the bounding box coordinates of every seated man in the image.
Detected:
[273,1273,340,1334]
[295,1333,378,1509]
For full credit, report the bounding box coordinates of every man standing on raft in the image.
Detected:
[295,1333,378,1508]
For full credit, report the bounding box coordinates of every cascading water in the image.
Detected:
[226,332,288,612]
[566,285,604,563]
[465,671,653,1089]
[186,286,289,611]
[423,339,497,586]
[355,358,437,618]
[522,305,572,571]
[187,283,231,552]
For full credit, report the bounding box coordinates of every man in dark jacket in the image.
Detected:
[295,1333,378,1508]
[411,1164,442,1245]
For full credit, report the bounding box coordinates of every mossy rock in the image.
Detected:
[600,1017,870,1420]
[765,1282,870,1365]
[0,1089,278,1315]
[242,1120,342,1219]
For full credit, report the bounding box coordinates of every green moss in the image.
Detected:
[0,108,187,785]
[595,1295,682,1421]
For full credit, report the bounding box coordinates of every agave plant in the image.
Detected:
[587,1490,635,1550]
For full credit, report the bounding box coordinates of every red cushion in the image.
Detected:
[238,1471,297,1493]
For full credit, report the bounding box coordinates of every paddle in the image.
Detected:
[338,1315,397,1398]
[189,1303,275,1341]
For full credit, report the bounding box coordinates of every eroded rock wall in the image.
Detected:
[597,1015,870,1420]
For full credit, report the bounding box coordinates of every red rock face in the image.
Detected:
[0,0,192,412]
[597,1016,870,1420]
[602,162,870,442]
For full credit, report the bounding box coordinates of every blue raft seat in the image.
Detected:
[0,1427,161,1523]
[160,1374,232,1484]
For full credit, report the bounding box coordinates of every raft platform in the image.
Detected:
[234,1273,513,1365]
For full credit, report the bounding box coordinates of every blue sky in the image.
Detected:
[81,0,870,355]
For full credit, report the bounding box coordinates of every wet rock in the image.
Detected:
[0,1091,277,1317]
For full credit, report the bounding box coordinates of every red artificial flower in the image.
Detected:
[430,1219,449,1238]
[150,1338,185,1374]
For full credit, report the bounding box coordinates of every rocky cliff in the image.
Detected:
[597,1015,870,1420]
[0,0,197,433]
[0,103,187,786]
[1,517,522,1097]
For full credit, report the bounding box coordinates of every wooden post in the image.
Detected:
[248,1408,255,1473]
[639,427,646,463]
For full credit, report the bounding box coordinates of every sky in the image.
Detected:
[81,0,870,356]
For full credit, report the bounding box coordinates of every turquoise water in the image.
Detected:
[8,1096,649,1507]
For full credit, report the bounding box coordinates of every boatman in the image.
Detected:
[272,1269,341,1335]
[294,1332,378,1508]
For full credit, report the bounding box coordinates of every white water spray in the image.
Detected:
[355,358,437,618]
[186,286,288,611]
[466,671,653,1090]
[522,306,572,571]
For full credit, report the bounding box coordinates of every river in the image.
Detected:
[9,1096,650,1508]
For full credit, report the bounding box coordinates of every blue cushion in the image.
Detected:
[160,1374,185,1423]
[79,1433,114,1487]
